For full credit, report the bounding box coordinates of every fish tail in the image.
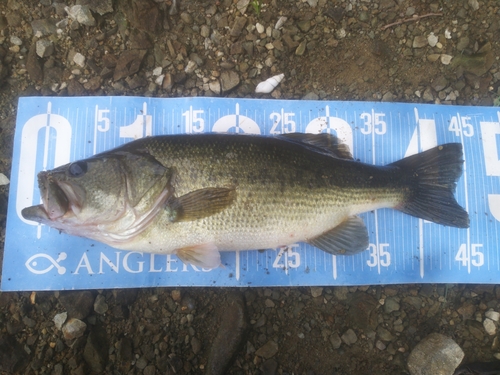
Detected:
[390,143,470,228]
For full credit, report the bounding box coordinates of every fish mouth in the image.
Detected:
[21,171,84,223]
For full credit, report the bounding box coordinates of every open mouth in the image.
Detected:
[21,172,71,223]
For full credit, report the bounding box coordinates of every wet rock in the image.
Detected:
[440,54,453,65]
[384,298,400,313]
[73,53,85,68]
[0,335,29,373]
[261,358,278,375]
[452,45,494,76]
[407,333,464,375]
[65,5,96,27]
[31,19,56,36]
[83,76,102,91]
[113,50,147,81]
[206,293,249,375]
[303,92,319,100]
[191,337,201,354]
[483,318,496,335]
[58,291,94,319]
[180,12,193,25]
[256,340,279,358]
[27,43,43,82]
[377,326,395,342]
[310,287,323,298]
[83,326,109,373]
[236,0,250,14]
[220,70,240,92]
[129,0,161,34]
[62,318,87,340]
[341,328,358,345]
[457,37,470,51]
[330,332,342,349]
[422,88,434,102]
[209,80,221,94]
[295,40,307,56]
[486,311,500,321]
[349,292,378,330]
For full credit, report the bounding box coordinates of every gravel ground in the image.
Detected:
[1,0,500,374]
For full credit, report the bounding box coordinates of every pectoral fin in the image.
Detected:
[308,216,369,255]
[166,187,236,222]
[176,243,221,269]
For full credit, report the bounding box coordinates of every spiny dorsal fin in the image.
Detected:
[165,187,236,222]
[278,133,353,160]
[308,216,368,255]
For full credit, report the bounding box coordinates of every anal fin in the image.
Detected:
[308,216,369,255]
[176,243,221,269]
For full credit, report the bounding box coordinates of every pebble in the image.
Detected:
[36,39,54,58]
[53,312,67,330]
[93,294,108,315]
[483,318,496,335]
[384,298,400,313]
[180,12,193,25]
[428,33,438,47]
[310,287,323,298]
[341,329,358,345]
[407,333,464,375]
[209,80,221,94]
[58,291,95,320]
[220,70,240,92]
[440,54,453,65]
[10,36,22,46]
[84,328,109,372]
[255,340,279,358]
[413,36,428,48]
[295,41,307,56]
[256,23,265,34]
[0,173,9,185]
[31,19,56,36]
[65,5,96,26]
[486,311,500,322]
[73,53,86,68]
[62,318,87,340]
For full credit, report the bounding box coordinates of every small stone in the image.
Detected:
[484,318,497,335]
[381,92,394,102]
[185,60,197,74]
[330,333,342,349]
[53,312,67,330]
[31,19,56,36]
[162,73,173,91]
[431,75,448,91]
[65,5,96,26]
[428,33,438,47]
[256,23,265,34]
[302,92,319,100]
[144,365,156,375]
[93,294,108,315]
[468,0,479,10]
[407,333,464,375]
[84,328,109,372]
[486,311,500,322]
[341,329,358,345]
[10,36,22,45]
[0,173,9,185]
[256,340,278,358]
[310,287,323,298]
[376,340,387,350]
[406,7,416,16]
[62,318,87,340]
[422,88,434,101]
[230,17,247,38]
[180,12,193,24]
[440,54,453,65]
[220,71,240,92]
[73,53,85,68]
[384,298,400,313]
[427,54,441,62]
[265,299,275,308]
[377,326,395,342]
[236,0,251,14]
[413,36,428,48]
[152,67,162,76]
[295,41,307,56]
[297,20,311,33]
[209,80,221,94]
[36,39,54,58]
[191,337,201,354]
[457,37,469,52]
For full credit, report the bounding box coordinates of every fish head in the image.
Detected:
[22,150,173,242]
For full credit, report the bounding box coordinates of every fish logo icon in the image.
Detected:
[25,253,67,275]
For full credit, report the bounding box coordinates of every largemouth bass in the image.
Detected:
[22,133,469,269]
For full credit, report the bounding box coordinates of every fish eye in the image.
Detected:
[68,161,87,177]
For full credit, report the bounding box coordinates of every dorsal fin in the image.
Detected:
[278,133,353,160]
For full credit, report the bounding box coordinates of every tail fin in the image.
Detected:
[390,144,469,228]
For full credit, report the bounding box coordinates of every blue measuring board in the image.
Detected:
[2,96,500,291]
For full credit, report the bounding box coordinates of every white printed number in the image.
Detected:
[455,244,484,267]
[97,109,110,132]
[366,243,391,267]
[448,115,474,137]
[273,245,300,270]
[360,112,386,135]
[182,107,205,133]
[270,111,296,134]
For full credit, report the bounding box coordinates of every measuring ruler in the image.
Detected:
[2,96,499,291]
